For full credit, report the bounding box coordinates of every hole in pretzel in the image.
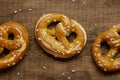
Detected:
[67,32,77,42]
[8,33,14,40]
[0,48,10,58]
[100,41,110,56]
[48,21,60,30]
[113,51,120,59]
[55,36,59,41]
[117,32,120,35]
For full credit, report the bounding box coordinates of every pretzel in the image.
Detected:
[92,24,120,72]
[0,22,29,70]
[35,13,87,58]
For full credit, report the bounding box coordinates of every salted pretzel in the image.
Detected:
[92,24,120,72]
[35,13,87,58]
[0,22,29,70]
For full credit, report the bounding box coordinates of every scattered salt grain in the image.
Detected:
[67,76,71,80]
[71,69,76,73]
[83,1,86,4]
[28,8,32,11]
[17,72,20,75]
[95,23,97,26]
[19,9,22,12]
[72,0,75,2]
[62,72,65,76]
[14,10,17,14]
[43,66,46,69]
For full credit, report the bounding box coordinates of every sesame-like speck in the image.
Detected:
[99,63,103,67]
[13,54,16,57]
[113,25,116,27]
[7,64,10,66]
[53,36,56,39]
[111,59,114,61]
[36,29,39,32]
[110,38,114,41]
[61,46,64,49]
[96,44,100,47]
[104,68,107,71]
[115,44,120,47]
[6,28,9,31]
[98,61,100,64]
[102,60,105,63]
[94,53,96,56]
[52,28,55,30]
[20,57,22,59]
[38,38,41,40]
[98,53,100,57]
[112,52,114,56]
[77,50,80,53]
[12,62,16,65]
[47,20,50,23]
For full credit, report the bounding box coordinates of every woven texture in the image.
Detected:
[0,0,120,80]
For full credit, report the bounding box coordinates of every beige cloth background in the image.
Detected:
[0,0,120,80]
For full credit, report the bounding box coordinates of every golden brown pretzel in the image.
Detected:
[0,22,29,70]
[35,13,87,58]
[92,24,120,72]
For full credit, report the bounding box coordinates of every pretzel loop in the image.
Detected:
[35,13,87,58]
